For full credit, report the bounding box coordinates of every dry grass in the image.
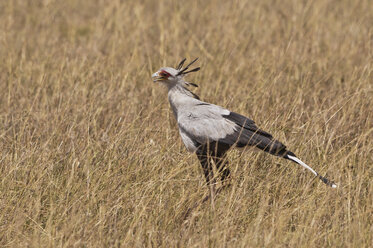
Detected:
[0,0,372,247]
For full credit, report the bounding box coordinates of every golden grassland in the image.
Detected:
[0,0,372,247]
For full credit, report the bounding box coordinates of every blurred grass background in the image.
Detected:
[0,0,372,247]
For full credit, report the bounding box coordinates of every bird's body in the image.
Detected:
[169,85,235,152]
[152,58,337,188]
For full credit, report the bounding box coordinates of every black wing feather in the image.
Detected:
[222,111,273,138]
[221,111,288,157]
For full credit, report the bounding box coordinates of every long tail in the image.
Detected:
[285,152,337,188]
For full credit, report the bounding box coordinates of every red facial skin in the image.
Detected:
[160,70,171,78]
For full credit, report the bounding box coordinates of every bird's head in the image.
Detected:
[152,58,200,88]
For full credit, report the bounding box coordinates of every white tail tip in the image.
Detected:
[287,155,337,188]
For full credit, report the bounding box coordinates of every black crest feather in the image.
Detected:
[176,58,186,70]
[176,58,200,76]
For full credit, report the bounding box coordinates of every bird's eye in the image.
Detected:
[160,71,170,77]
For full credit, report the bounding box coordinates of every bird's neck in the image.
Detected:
[168,84,195,97]
[167,84,199,118]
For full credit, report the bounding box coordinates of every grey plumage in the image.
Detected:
[152,59,337,188]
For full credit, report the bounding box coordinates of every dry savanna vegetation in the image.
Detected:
[0,0,372,247]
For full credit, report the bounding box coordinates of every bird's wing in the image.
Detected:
[221,110,288,155]
[221,111,273,139]
[178,103,288,156]
[177,103,237,145]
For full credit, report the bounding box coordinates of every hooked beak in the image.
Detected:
[152,72,164,82]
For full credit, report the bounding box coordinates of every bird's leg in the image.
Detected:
[220,164,231,187]
[196,146,218,209]
[208,157,219,210]
[197,152,214,185]
[215,157,231,184]
[212,143,231,186]
[203,155,217,209]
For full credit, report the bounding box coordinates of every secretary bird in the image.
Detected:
[152,58,337,189]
